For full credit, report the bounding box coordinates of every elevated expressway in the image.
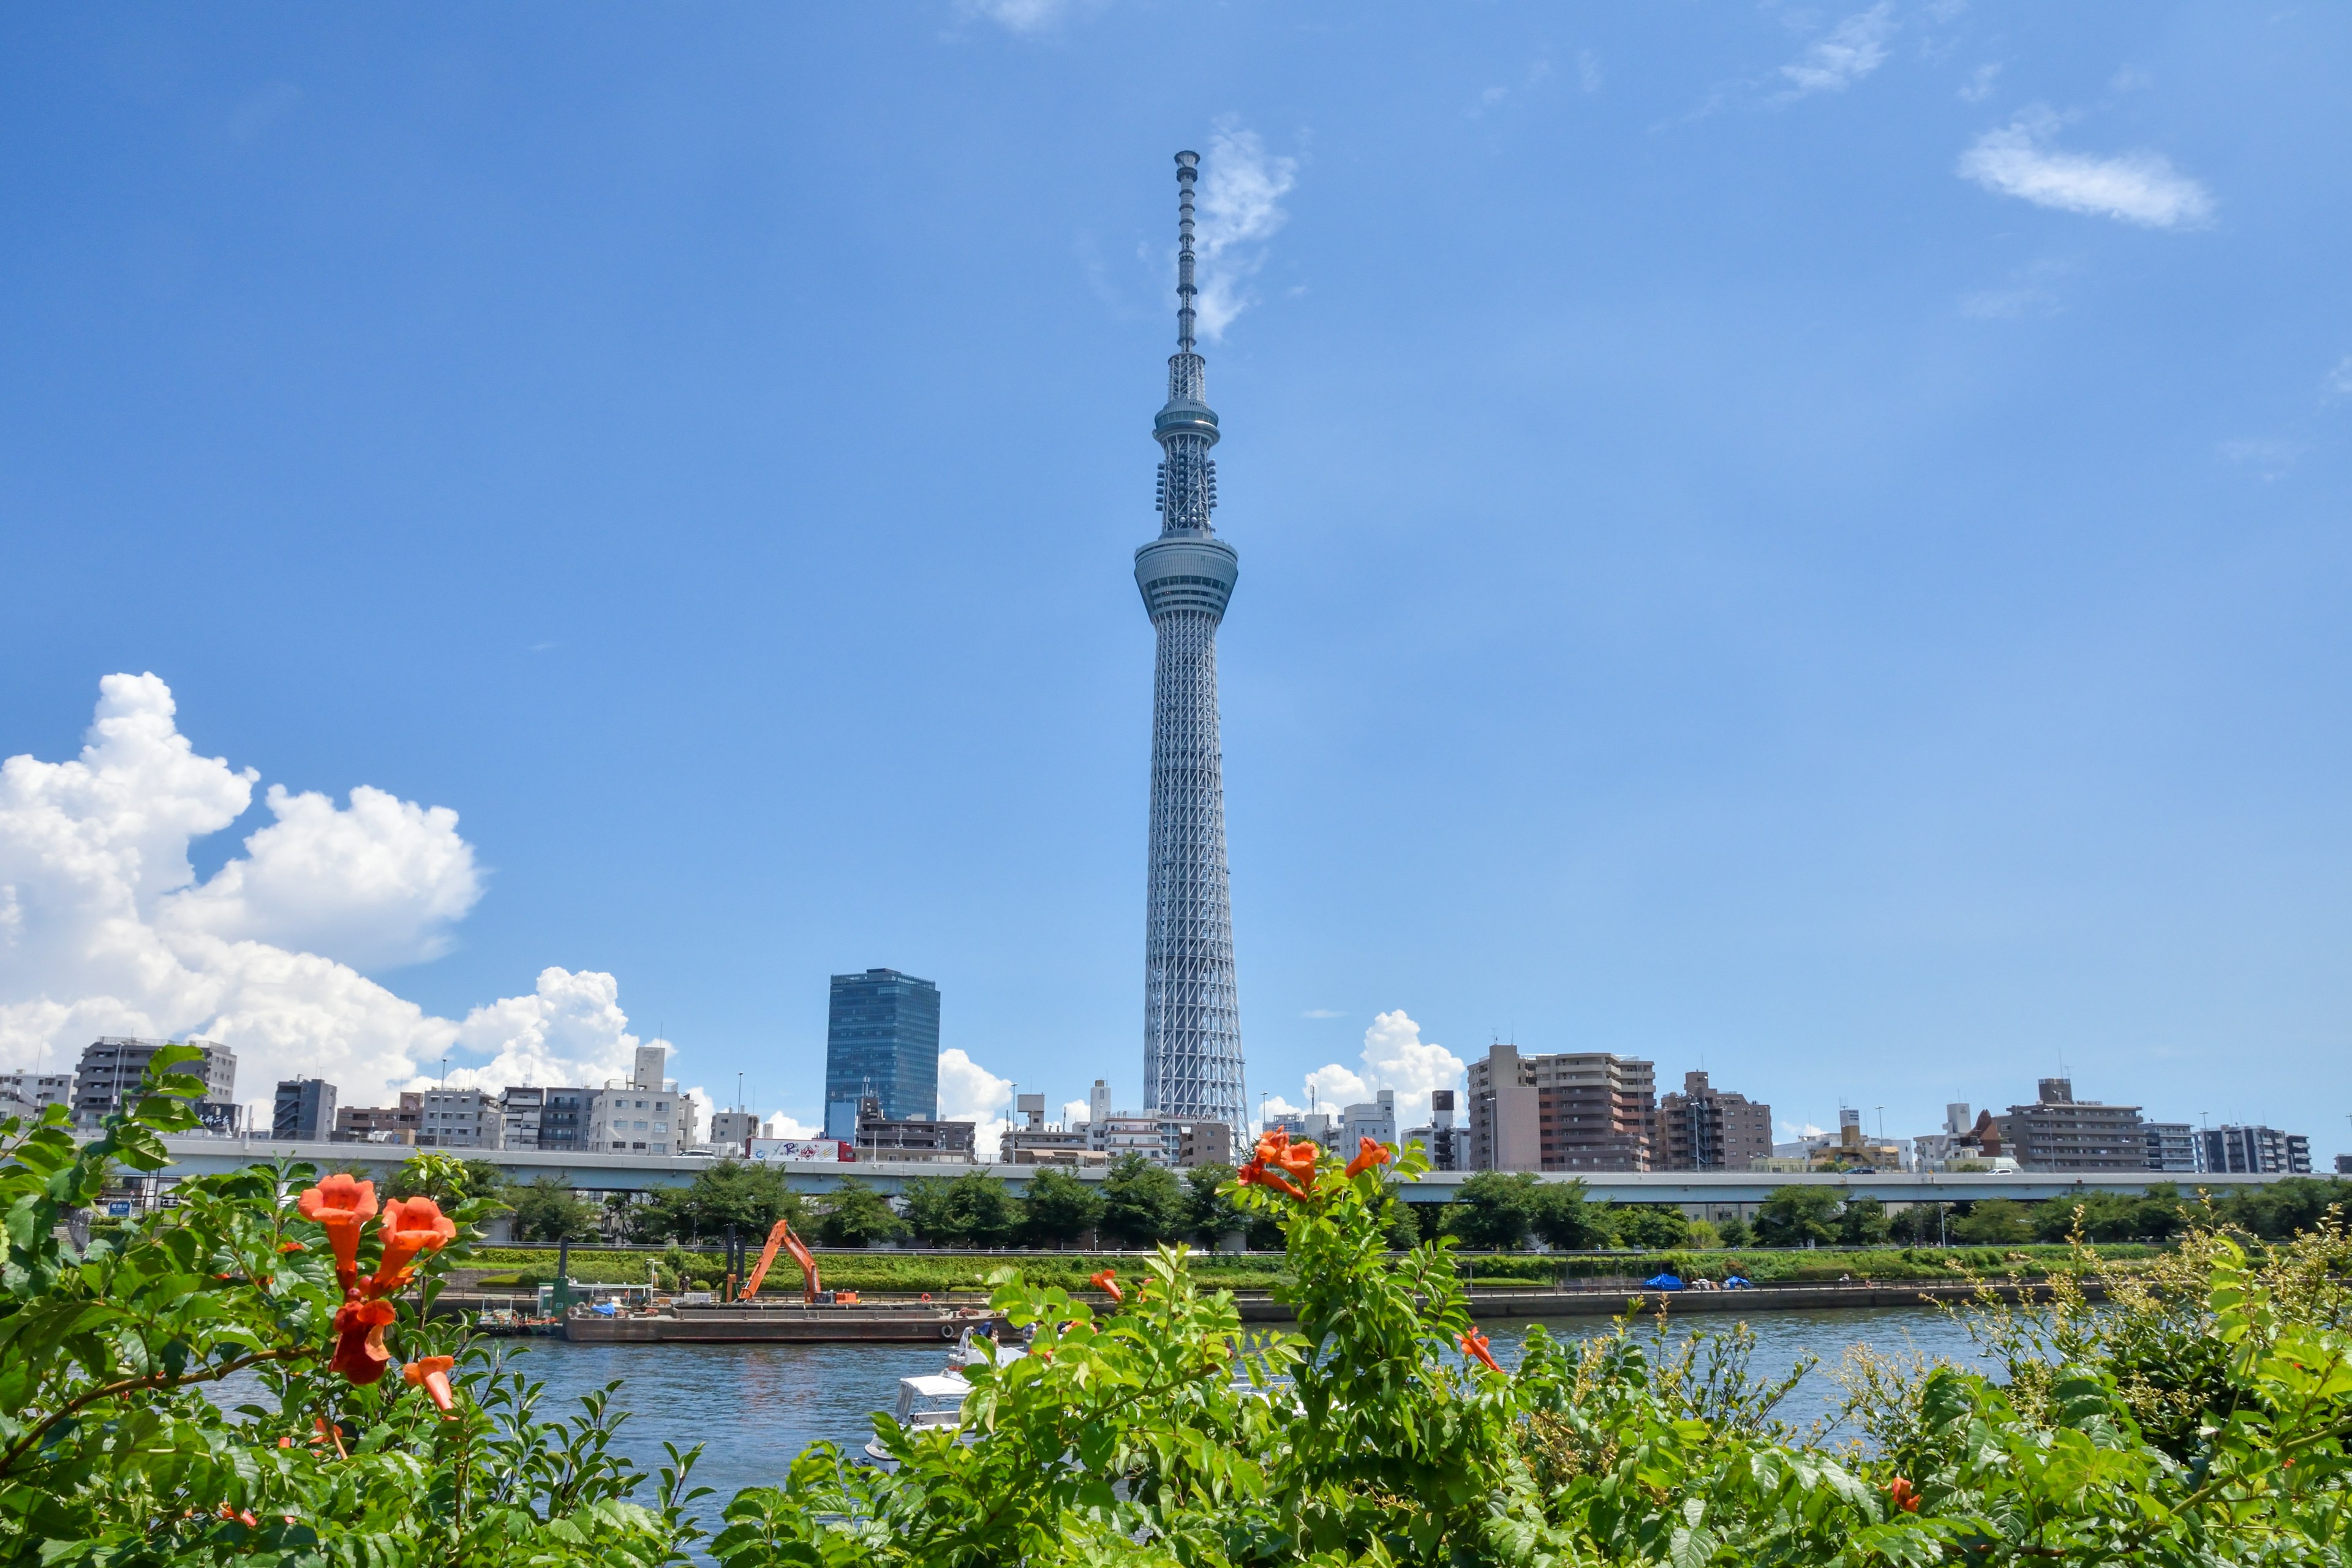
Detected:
[145,1137,2297,1218]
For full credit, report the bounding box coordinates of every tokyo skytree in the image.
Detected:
[1137,149,1246,1137]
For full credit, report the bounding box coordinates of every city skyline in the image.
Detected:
[2,7,2349,1153]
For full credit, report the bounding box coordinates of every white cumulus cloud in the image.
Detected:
[160,784,481,971]
[1193,123,1297,342]
[1958,111,2213,228]
[0,674,663,1114]
[938,1046,1013,1163]
[1287,1009,1466,1139]
[1781,5,1894,96]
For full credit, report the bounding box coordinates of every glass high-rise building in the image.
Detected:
[823,968,940,1138]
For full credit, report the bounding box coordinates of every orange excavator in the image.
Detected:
[739,1216,821,1303]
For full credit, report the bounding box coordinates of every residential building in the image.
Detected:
[2144,1121,2198,1173]
[0,1071,73,1119]
[853,1096,974,1161]
[1811,1109,1905,1172]
[1338,1090,1397,1152]
[1657,1071,1774,1171]
[497,1086,546,1149]
[418,1088,503,1150]
[708,1110,762,1150]
[538,1087,590,1150]
[1403,1088,1461,1171]
[272,1079,337,1142]
[590,1048,695,1156]
[2336,1153,2352,1175]
[2199,1125,2312,1175]
[73,1037,238,1130]
[1088,1110,1170,1163]
[1003,1091,1096,1162]
[823,969,941,1139]
[1466,1045,1655,1172]
[1171,1120,1234,1167]
[334,1093,420,1144]
[1262,1110,1334,1144]
[2004,1079,2144,1172]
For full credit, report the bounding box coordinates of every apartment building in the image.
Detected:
[417,1088,503,1150]
[1466,1045,1655,1172]
[1657,1071,1774,1172]
[2004,1079,2144,1172]
[72,1038,239,1131]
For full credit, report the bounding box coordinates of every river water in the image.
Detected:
[485,1305,1989,1530]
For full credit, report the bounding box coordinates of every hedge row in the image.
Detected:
[458,1240,2161,1294]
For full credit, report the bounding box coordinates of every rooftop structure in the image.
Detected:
[1138,150,1247,1139]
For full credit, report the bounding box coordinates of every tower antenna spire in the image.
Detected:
[1175,149,1199,353]
[1136,149,1245,1139]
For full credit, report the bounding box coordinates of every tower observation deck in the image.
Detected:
[1137,149,1246,1138]
[1138,153,1251,1142]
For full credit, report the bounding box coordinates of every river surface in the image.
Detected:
[481,1305,1989,1531]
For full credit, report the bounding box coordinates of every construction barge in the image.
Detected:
[563,1299,1012,1344]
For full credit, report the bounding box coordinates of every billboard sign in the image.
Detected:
[748,1138,848,1164]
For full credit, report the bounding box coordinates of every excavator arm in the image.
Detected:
[741,1216,821,1303]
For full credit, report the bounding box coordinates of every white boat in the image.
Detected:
[862,1372,972,1468]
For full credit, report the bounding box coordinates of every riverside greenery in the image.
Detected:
[4,1055,2347,1567]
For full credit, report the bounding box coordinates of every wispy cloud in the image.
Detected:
[2217,438,2301,480]
[1958,110,2214,228]
[1958,255,2076,320]
[1577,50,1603,93]
[1958,62,2001,103]
[1302,1008,1344,1020]
[1780,4,1895,97]
[958,0,1099,32]
[2323,356,2352,400]
[1193,122,1298,342]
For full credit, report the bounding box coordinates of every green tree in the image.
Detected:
[1714,1214,1755,1248]
[1447,1170,1543,1250]
[1610,1204,1692,1250]
[814,1177,905,1247]
[1951,1197,2032,1245]
[631,1159,802,1244]
[1836,1196,1891,1246]
[508,1174,602,1243]
[1752,1185,1841,1246]
[1098,1153,1183,1247]
[1182,1163,1246,1246]
[900,1170,1018,1248]
[1020,1166,1105,1248]
[388,1151,507,1207]
[1529,1178,1611,1250]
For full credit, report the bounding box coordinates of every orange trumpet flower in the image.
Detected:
[1460,1328,1503,1374]
[1089,1268,1123,1303]
[1344,1137,1391,1179]
[366,1196,457,1297]
[402,1354,459,1419]
[295,1175,377,1291]
[1237,1158,1306,1200]
[327,1297,398,1385]
[1888,1477,1919,1513]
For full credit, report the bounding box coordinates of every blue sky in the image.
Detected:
[3,4,2348,1156]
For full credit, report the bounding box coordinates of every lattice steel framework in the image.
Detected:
[1136,150,1246,1137]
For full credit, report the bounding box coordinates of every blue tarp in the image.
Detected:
[1643,1273,1684,1290]
[1723,1276,1753,1289]
[592,1302,619,1316]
